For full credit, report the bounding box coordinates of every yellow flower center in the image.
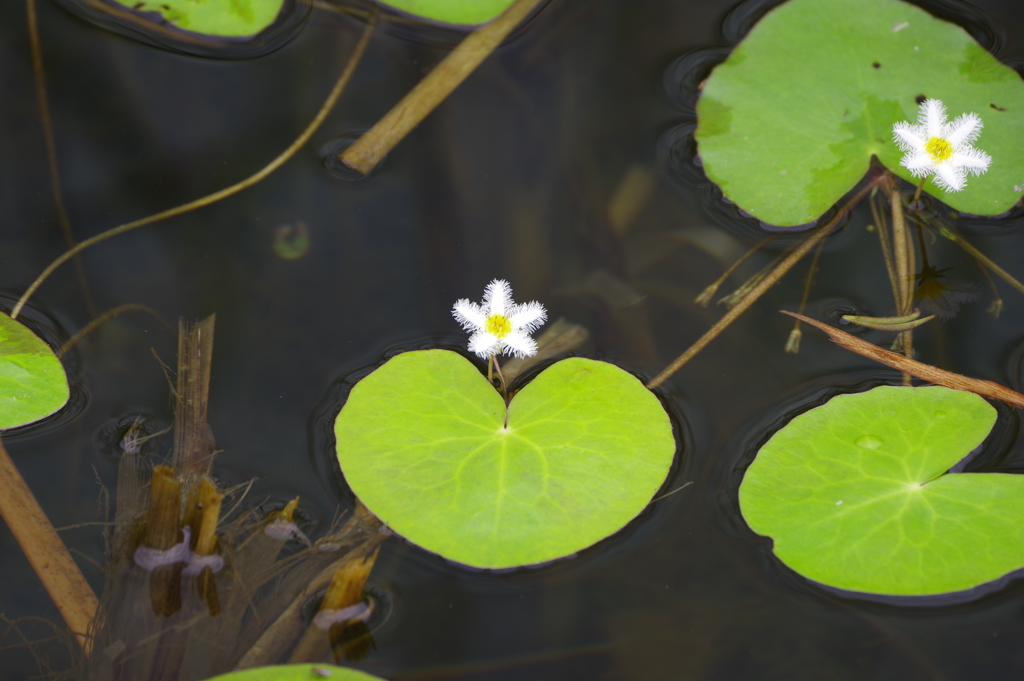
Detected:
[925,136,953,163]
[485,314,512,337]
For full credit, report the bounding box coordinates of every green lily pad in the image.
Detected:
[696,0,1024,226]
[334,350,676,569]
[0,313,69,431]
[203,664,386,681]
[738,385,1024,597]
[110,0,285,38]
[373,0,515,26]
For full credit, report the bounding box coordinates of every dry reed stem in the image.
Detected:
[144,466,184,617]
[287,547,381,663]
[339,0,546,174]
[172,315,216,479]
[0,437,98,651]
[782,311,1024,409]
[10,16,376,320]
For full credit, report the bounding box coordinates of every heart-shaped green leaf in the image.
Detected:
[738,385,1024,597]
[0,312,69,431]
[373,0,515,25]
[696,0,1024,226]
[334,350,676,569]
[202,664,386,681]
[110,0,285,38]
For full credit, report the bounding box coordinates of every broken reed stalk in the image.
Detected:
[0,437,98,652]
[184,477,223,617]
[57,304,173,358]
[144,465,184,618]
[339,0,545,175]
[646,178,879,390]
[782,311,1024,409]
[287,547,381,664]
[26,0,96,318]
[9,15,377,321]
[172,315,216,480]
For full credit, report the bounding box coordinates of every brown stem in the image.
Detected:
[694,234,777,307]
[57,303,173,358]
[646,178,879,390]
[339,0,545,175]
[10,15,376,320]
[782,311,1024,409]
[939,224,1024,297]
[888,179,914,383]
[0,437,98,651]
[26,0,96,318]
[785,238,826,354]
[912,176,927,204]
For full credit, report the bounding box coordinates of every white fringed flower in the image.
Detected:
[892,98,991,192]
[452,279,547,359]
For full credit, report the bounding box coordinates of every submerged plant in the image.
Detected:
[893,99,991,192]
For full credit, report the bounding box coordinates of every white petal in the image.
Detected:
[483,279,512,316]
[509,301,547,334]
[951,147,992,174]
[901,152,934,176]
[921,99,947,138]
[500,331,538,359]
[452,299,486,331]
[932,163,966,192]
[468,332,500,358]
[892,121,925,153]
[945,112,983,148]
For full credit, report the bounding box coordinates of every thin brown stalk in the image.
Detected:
[939,224,1024,297]
[782,311,1024,409]
[10,15,377,320]
[717,250,787,309]
[0,437,98,651]
[57,304,173,358]
[340,0,546,174]
[646,179,878,390]
[26,0,96,318]
[785,238,825,354]
[694,234,777,307]
[888,179,914,382]
[869,191,900,310]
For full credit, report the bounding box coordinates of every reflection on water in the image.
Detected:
[4,0,1024,678]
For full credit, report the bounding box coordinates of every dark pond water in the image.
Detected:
[5,0,1024,678]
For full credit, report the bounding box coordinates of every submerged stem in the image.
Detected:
[10,15,377,320]
[888,178,914,383]
[26,0,96,318]
[646,178,879,390]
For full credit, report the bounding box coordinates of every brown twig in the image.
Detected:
[56,304,173,358]
[339,0,546,175]
[646,178,879,390]
[10,15,377,320]
[26,0,96,318]
[781,311,1024,409]
[0,437,98,651]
